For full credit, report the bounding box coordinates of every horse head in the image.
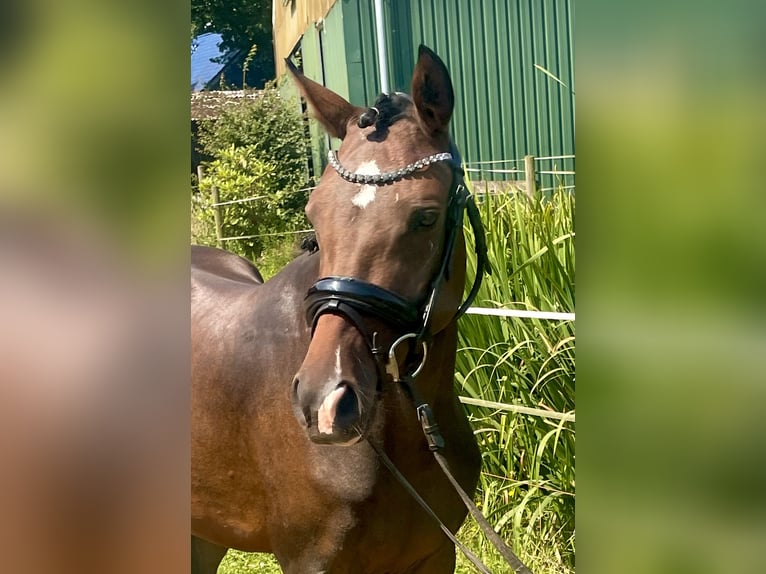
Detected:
[289,46,481,446]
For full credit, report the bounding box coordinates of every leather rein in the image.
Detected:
[303,148,532,574]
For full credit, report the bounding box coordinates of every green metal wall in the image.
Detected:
[298,5,353,170]
[385,0,575,189]
[298,1,574,189]
[300,0,380,159]
[340,0,383,105]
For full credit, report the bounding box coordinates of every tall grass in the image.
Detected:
[455,185,575,572]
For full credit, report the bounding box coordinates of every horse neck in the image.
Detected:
[423,322,460,407]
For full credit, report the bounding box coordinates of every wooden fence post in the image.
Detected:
[197,165,223,248]
[210,185,224,248]
[196,164,205,189]
[524,155,537,200]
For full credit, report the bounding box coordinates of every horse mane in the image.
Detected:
[357,92,412,133]
[300,233,319,254]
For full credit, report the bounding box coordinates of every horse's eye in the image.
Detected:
[411,209,440,231]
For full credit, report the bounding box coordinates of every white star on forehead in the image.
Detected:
[351,160,380,209]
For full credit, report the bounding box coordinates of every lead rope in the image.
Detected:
[371,373,534,574]
[367,441,492,574]
[431,450,533,574]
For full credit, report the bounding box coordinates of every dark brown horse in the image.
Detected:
[192,46,485,574]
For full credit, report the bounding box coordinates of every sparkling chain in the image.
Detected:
[327,150,453,185]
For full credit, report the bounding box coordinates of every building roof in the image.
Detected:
[191,33,241,92]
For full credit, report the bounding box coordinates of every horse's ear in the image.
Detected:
[410,45,454,137]
[286,58,362,140]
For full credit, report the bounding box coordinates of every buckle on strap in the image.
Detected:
[416,403,445,451]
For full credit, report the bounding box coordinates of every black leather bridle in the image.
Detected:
[304,145,490,378]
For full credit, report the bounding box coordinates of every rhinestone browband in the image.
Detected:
[327,150,453,186]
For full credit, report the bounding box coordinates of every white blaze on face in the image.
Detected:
[351,160,380,209]
[317,347,345,435]
[334,346,342,380]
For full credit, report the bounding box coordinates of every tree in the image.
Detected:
[191,0,274,88]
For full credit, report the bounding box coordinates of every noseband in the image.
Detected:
[304,146,490,377]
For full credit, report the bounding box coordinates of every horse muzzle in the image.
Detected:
[291,372,367,446]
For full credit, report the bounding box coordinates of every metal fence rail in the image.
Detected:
[465,307,574,321]
[458,397,575,423]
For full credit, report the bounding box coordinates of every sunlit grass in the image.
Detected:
[219,550,281,574]
[455,184,575,572]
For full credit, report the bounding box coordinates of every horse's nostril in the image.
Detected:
[291,376,310,427]
[293,373,364,438]
[291,376,300,398]
[316,383,360,435]
[335,384,359,423]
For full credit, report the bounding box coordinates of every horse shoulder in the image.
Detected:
[192,253,325,552]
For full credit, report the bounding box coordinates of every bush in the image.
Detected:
[192,89,310,262]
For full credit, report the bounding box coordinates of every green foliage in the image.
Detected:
[197,89,307,178]
[254,234,303,280]
[456,185,575,572]
[220,550,281,574]
[242,44,258,88]
[192,90,310,263]
[192,0,271,54]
